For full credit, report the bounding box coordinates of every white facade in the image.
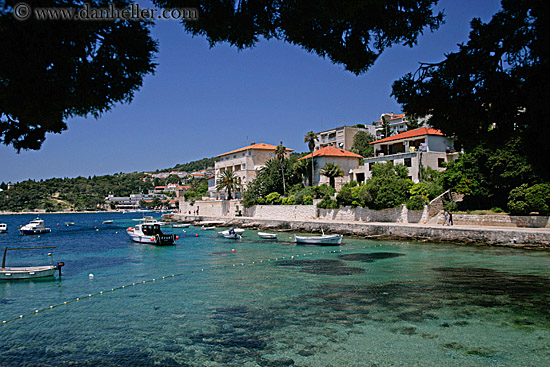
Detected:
[314,125,376,151]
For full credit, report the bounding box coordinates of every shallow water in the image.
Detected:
[1,213,549,366]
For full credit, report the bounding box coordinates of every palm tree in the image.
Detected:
[275,141,287,195]
[293,158,311,186]
[216,170,241,200]
[321,162,344,189]
[304,131,318,186]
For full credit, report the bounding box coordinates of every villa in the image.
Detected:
[359,127,458,183]
[299,146,362,190]
[213,142,293,199]
[314,125,376,151]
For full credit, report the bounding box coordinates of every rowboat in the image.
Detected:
[258,232,277,239]
[218,228,244,236]
[102,220,114,224]
[201,226,216,230]
[294,234,343,245]
[0,247,64,280]
[172,223,191,228]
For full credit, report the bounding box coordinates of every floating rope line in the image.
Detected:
[1,243,389,326]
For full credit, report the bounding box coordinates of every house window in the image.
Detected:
[404,158,412,167]
[233,155,237,159]
[368,163,374,171]
[438,158,445,167]
[242,163,246,169]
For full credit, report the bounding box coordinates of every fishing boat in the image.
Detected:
[258,232,277,239]
[172,223,190,228]
[294,233,343,245]
[126,219,178,245]
[0,246,64,280]
[218,228,244,236]
[0,223,7,233]
[19,218,51,235]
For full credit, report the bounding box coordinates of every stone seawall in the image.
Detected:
[167,214,550,249]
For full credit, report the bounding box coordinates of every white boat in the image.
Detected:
[294,234,343,245]
[258,232,277,239]
[172,223,190,228]
[0,246,64,280]
[223,233,241,239]
[102,220,114,224]
[126,220,178,245]
[65,222,75,226]
[19,218,51,235]
[0,223,7,233]
[218,228,244,236]
[201,226,216,230]
[132,216,168,226]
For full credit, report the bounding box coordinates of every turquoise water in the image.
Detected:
[1,213,549,366]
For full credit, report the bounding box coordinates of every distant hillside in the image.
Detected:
[157,157,218,173]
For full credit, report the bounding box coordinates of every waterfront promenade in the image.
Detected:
[169,213,550,249]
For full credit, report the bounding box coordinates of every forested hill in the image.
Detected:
[157,157,217,173]
[0,173,152,212]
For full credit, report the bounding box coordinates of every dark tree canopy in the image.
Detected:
[392,0,550,177]
[154,0,443,75]
[0,0,157,151]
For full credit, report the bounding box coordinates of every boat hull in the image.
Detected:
[223,234,241,239]
[127,232,176,245]
[19,228,51,235]
[258,232,277,239]
[295,235,343,245]
[0,266,57,280]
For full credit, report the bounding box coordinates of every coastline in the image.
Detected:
[168,214,550,249]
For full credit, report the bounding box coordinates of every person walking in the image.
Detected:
[449,211,453,226]
[443,210,450,226]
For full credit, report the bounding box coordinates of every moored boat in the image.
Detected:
[223,233,241,239]
[294,234,343,245]
[0,246,64,280]
[102,220,114,224]
[126,219,178,245]
[0,223,7,233]
[218,228,244,236]
[172,223,191,228]
[258,232,277,239]
[65,222,75,226]
[19,218,51,235]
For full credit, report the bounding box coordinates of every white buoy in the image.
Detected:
[89,273,94,279]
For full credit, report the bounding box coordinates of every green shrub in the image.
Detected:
[303,195,313,205]
[491,207,504,213]
[507,184,530,215]
[317,195,339,209]
[443,201,458,212]
[525,183,550,215]
[336,186,353,207]
[265,192,281,205]
[281,195,296,205]
[406,195,427,210]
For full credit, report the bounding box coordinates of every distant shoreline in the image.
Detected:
[0,210,119,216]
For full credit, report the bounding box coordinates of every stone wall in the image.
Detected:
[179,199,243,217]
[317,205,428,223]
[244,205,317,219]
[452,214,550,228]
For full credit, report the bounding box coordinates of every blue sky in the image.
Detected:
[1,0,502,183]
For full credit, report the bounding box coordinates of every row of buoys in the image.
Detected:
[1,244,391,326]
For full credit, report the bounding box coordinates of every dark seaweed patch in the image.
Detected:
[339,252,405,262]
[276,259,364,276]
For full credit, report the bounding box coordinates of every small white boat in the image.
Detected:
[19,218,51,235]
[258,232,277,239]
[295,234,343,245]
[102,220,114,224]
[218,228,244,236]
[0,223,7,233]
[126,219,178,245]
[0,246,64,280]
[65,222,75,226]
[201,226,216,230]
[223,233,241,239]
[172,223,191,228]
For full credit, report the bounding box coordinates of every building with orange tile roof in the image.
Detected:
[213,142,293,199]
[358,127,458,183]
[299,146,362,189]
[313,125,376,151]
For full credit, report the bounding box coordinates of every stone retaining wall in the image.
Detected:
[244,205,316,219]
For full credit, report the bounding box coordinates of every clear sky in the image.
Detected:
[1,0,502,183]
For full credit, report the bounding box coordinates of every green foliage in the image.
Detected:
[0,172,153,211]
[392,0,549,178]
[166,157,217,173]
[265,192,281,205]
[508,183,550,215]
[155,0,443,75]
[350,131,375,158]
[443,201,458,212]
[281,195,296,205]
[359,162,412,209]
[216,170,242,200]
[1,0,158,151]
[320,162,344,188]
[406,195,428,210]
[441,138,539,210]
[317,195,339,209]
[302,195,313,205]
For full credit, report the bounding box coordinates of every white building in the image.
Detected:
[299,146,362,190]
[360,127,458,183]
[314,125,376,151]
[213,142,293,199]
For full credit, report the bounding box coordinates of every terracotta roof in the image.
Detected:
[218,143,293,157]
[299,146,363,160]
[371,127,444,144]
[374,113,406,123]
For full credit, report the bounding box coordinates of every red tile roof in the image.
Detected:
[299,146,363,160]
[371,127,444,144]
[218,143,293,157]
[374,113,406,123]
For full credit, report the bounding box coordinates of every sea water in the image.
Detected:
[0,213,549,366]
